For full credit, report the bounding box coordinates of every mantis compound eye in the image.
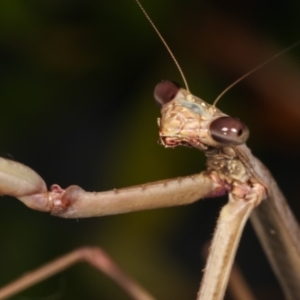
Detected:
[154,80,180,106]
[209,116,249,145]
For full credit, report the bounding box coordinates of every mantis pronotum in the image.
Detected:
[3,0,300,299]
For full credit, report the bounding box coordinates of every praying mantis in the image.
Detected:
[0,0,300,300]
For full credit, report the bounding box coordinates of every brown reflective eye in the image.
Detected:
[209,116,249,145]
[154,80,180,106]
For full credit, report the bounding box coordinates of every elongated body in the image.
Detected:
[156,81,300,299]
[1,79,300,299]
[0,1,299,298]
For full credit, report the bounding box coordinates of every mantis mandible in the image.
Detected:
[0,0,300,300]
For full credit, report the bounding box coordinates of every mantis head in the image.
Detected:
[154,80,249,151]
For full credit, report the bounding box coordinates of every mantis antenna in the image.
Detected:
[212,40,300,107]
[135,0,190,92]
[135,0,300,107]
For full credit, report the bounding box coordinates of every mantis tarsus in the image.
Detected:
[0,0,300,300]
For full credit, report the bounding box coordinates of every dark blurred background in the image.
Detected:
[0,0,300,299]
